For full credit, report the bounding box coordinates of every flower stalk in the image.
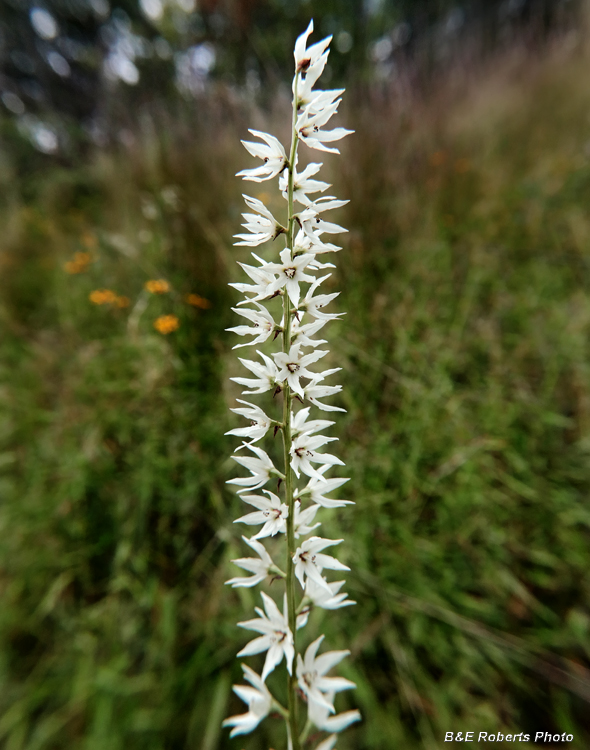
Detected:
[283,70,301,748]
[224,19,359,750]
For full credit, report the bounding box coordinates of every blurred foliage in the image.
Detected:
[0,0,581,157]
[2,16,590,750]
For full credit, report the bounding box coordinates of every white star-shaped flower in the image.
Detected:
[305,578,356,610]
[299,198,349,241]
[234,490,288,539]
[304,376,346,412]
[294,228,341,257]
[309,690,361,733]
[227,443,280,492]
[238,592,294,681]
[225,536,275,588]
[273,344,328,398]
[290,315,329,348]
[229,261,276,305]
[297,101,354,154]
[294,20,332,74]
[297,635,356,713]
[236,129,288,182]
[293,500,321,538]
[296,466,353,509]
[234,494,320,541]
[222,664,272,737]
[298,274,343,320]
[226,400,273,444]
[291,406,334,438]
[299,87,343,116]
[231,350,280,395]
[293,536,350,592]
[234,195,285,246]
[290,432,344,482]
[263,247,316,307]
[227,303,277,348]
[279,162,330,205]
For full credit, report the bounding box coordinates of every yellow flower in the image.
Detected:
[115,296,131,308]
[145,279,170,294]
[89,289,117,305]
[186,293,212,309]
[154,314,180,334]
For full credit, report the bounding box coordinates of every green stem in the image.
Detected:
[283,72,301,750]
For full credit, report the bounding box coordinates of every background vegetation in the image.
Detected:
[2,2,590,748]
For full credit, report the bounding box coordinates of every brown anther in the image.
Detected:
[273,425,279,437]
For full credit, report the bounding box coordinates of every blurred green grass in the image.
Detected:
[2,39,590,749]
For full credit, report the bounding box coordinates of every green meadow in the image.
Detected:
[1,38,590,749]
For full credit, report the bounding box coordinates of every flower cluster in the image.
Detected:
[224,21,359,750]
[85,274,211,335]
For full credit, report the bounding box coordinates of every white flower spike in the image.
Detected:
[226,19,358,749]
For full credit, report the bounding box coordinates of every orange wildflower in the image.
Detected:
[186,293,212,309]
[64,251,92,274]
[154,314,180,334]
[145,279,170,294]
[430,150,447,167]
[89,289,118,305]
[455,158,471,174]
[115,296,131,308]
[81,232,98,249]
